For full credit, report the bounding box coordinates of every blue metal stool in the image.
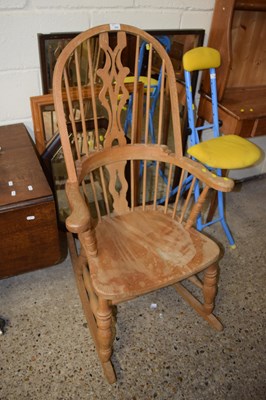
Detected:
[183,47,261,248]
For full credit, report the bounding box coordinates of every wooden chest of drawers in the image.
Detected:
[0,124,62,278]
[198,0,266,138]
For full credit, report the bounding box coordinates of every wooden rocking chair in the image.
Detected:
[53,24,234,384]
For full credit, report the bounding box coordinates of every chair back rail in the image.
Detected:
[53,24,182,179]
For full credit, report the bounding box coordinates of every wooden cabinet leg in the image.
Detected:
[203,263,219,315]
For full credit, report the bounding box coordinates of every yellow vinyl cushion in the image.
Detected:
[187,135,261,169]
[183,47,221,72]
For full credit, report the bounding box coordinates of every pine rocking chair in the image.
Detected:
[53,24,234,384]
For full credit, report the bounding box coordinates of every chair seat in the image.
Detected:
[187,134,261,169]
[89,207,220,301]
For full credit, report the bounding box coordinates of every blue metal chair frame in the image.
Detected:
[184,66,235,248]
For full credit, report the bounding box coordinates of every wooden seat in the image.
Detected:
[90,207,220,300]
[53,23,235,384]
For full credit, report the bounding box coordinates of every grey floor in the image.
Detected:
[1,177,265,400]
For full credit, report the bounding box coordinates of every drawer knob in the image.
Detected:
[26,215,36,221]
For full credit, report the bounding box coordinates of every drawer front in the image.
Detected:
[0,201,62,278]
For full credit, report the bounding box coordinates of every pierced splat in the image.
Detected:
[96,31,131,214]
[106,163,129,215]
[97,31,129,148]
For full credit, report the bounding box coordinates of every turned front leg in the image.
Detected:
[203,263,219,315]
[96,298,114,363]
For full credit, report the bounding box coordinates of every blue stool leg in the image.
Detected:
[216,168,236,248]
[124,95,133,134]
[217,190,236,248]
[194,179,204,231]
[193,174,235,248]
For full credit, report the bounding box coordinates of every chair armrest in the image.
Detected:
[65,181,91,234]
[181,157,234,192]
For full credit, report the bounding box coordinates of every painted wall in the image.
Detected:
[0,0,214,135]
[0,0,265,176]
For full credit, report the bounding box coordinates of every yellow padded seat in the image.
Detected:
[187,135,261,169]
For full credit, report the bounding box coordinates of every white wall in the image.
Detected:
[1,0,265,177]
[0,0,214,136]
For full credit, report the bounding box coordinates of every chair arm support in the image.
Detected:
[181,157,234,193]
[65,181,91,234]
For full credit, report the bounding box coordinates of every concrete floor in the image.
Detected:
[0,177,265,400]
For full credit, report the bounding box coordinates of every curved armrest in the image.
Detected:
[79,144,235,194]
[65,181,91,234]
[181,156,235,193]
